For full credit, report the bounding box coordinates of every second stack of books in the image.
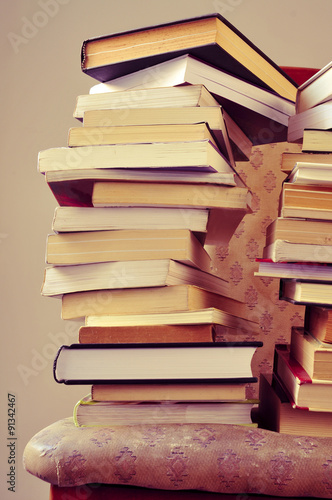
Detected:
[257,60,332,437]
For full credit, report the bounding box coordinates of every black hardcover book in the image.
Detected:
[53,341,262,385]
[80,13,297,102]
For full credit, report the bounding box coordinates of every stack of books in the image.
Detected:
[37,13,302,430]
[256,61,332,437]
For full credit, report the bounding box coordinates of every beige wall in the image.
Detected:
[1,1,332,498]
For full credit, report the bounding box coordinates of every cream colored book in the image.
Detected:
[38,139,235,175]
[74,84,221,119]
[91,180,252,210]
[82,106,253,161]
[41,259,230,298]
[45,228,212,273]
[84,307,260,336]
[61,284,248,321]
[51,206,209,234]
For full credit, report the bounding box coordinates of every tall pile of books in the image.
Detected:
[38,14,300,432]
[256,60,332,437]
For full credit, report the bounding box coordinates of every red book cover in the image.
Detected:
[274,344,313,385]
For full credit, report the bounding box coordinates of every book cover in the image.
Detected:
[53,341,262,385]
[81,13,297,101]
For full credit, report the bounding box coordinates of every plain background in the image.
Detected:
[1,0,332,498]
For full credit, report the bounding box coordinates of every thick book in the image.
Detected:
[38,139,234,175]
[286,161,332,186]
[295,60,332,114]
[258,372,332,437]
[41,259,230,298]
[280,183,332,220]
[50,203,246,248]
[88,54,295,145]
[91,180,251,210]
[53,341,262,384]
[255,259,332,279]
[90,181,251,246]
[90,380,248,402]
[51,206,209,234]
[305,305,332,344]
[67,121,237,167]
[72,84,249,163]
[84,308,260,337]
[74,84,221,118]
[61,284,249,322]
[281,151,332,174]
[81,13,297,101]
[45,228,212,272]
[265,217,332,247]
[81,103,253,162]
[290,326,332,381]
[279,279,332,306]
[302,129,332,153]
[73,396,257,427]
[46,168,244,208]
[68,121,218,147]
[262,239,332,263]
[288,101,332,143]
[273,344,332,412]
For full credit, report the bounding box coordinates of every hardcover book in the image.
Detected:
[288,101,332,143]
[295,60,332,113]
[290,326,332,380]
[274,344,332,412]
[258,372,332,437]
[81,13,297,101]
[53,341,262,384]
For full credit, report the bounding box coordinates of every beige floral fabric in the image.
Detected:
[208,141,304,398]
[23,417,332,497]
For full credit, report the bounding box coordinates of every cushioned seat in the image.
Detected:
[23,417,332,497]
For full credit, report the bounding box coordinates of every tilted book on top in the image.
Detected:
[80,13,297,102]
[88,55,295,145]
